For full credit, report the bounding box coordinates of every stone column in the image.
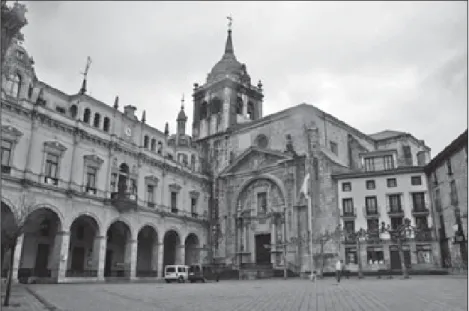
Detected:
[51,231,70,283]
[95,236,106,280]
[157,243,164,278]
[11,234,24,283]
[127,239,137,279]
[179,245,186,265]
[151,241,159,273]
[383,244,391,269]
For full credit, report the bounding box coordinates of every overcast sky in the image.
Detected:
[21,1,467,155]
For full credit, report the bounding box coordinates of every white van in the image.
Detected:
[164,265,189,283]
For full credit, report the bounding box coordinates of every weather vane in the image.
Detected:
[81,56,92,79]
[181,93,185,108]
[227,15,233,31]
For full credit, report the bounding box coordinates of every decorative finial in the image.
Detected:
[113,96,119,109]
[79,56,92,95]
[141,110,146,123]
[227,15,233,31]
[164,122,169,136]
[181,93,185,109]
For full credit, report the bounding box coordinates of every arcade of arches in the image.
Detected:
[0,201,202,282]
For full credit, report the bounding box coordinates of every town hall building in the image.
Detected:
[1,18,441,283]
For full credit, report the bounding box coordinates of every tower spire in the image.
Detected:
[79,56,92,95]
[224,15,234,55]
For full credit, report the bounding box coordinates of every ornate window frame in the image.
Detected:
[169,183,181,212]
[42,141,67,185]
[145,175,159,207]
[83,155,104,194]
[1,125,23,170]
[190,190,200,216]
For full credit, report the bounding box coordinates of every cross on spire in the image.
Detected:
[227,15,233,31]
[79,56,92,94]
[181,93,185,109]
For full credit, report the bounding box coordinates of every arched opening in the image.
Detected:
[104,221,131,278]
[19,207,62,281]
[236,97,243,115]
[136,226,158,277]
[1,202,17,278]
[210,98,222,115]
[69,105,78,118]
[200,101,208,120]
[157,142,163,155]
[247,102,255,120]
[93,113,101,128]
[184,234,200,265]
[150,139,156,152]
[103,117,110,132]
[66,215,99,277]
[143,135,149,149]
[163,230,181,271]
[83,108,91,124]
[117,163,129,194]
[8,74,21,98]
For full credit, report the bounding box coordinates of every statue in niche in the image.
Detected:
[285,134,297,156]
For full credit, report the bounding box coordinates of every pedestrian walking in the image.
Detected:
[335,258,342,283]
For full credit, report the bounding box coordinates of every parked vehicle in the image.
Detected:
[164,265,189,283]
[188,265,206,283]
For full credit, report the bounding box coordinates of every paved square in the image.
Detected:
[29,276,467,311]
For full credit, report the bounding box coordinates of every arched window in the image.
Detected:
[236,97,243,115]
[69,105,78,118]
[83,108,91,124]
[9,74,21,98]
[143,135,149,149]
[150,138,156,151]
[103,117,110,132]
[93,113,101,128]
[117,163,130,194]
[157,141,163,154]
[200,101,208,120]
[211,98,222,114]
[247,102,255,120]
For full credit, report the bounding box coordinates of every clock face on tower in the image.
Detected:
[125,127,132,137]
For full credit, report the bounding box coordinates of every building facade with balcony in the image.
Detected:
[1,38,210,283]
[333,145,439,273]
[425,130,468,269]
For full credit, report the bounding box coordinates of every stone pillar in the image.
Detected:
[157,243,164,278]
[51,231,70,283]
[127,239,137,279]
[383,244,391,269]
[11,234,24,283]
[95,236,106,280]
[179,245,186,265]
[151,241,159,273]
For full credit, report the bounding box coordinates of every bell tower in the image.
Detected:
[192,18,264,141]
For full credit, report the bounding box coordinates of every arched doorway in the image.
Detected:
[184,234,200,265]
[19,207,62,280]
[105,221,131,278]
[136,226,158,277]
[1,202,17,278]
[67,215,100,277]
[163,230,181,269]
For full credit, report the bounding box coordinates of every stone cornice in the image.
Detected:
[1,98,211,185]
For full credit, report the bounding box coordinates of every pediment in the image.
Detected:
[220,146,292,176]
[1,125,23,142]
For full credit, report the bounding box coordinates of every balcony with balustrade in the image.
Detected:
[386,205,405,217]
[110,191,138,213]
[411,203,430,217]
[363,206,380,219]
[340,207,357,220]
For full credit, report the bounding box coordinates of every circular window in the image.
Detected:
[256,134,269,149]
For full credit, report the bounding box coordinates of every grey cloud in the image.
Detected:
[21,1,467,155]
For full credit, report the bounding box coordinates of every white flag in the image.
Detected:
[300,173,310,199]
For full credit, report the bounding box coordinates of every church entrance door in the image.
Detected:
[255,234,271,265]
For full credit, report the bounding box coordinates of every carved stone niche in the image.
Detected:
[43,141,67,156]
[2,125,23,142]
[169,183,181,193]
[145,175,159,186]
[189,190,200,199]
[84,155,104,168]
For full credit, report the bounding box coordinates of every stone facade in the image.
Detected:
[1,14,442,283]
[425,130,468,269]
[1,38,210,283]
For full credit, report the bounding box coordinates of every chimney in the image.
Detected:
[123,105,137,119]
